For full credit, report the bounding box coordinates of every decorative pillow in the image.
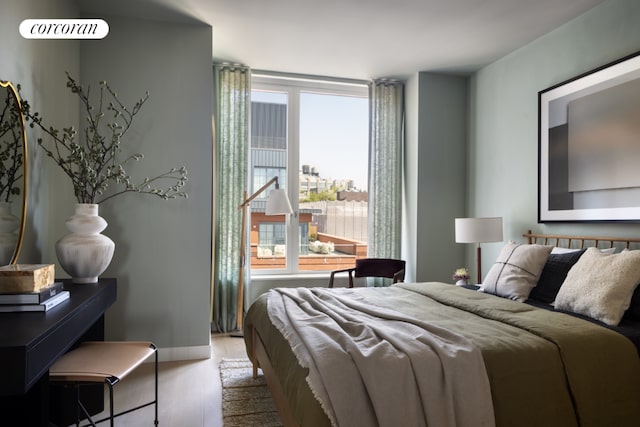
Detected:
[529,249,586,304]
[480,243,552,302]
[620,249,640,321]
[624,286,640,321]
[551,246,615,254]
[554,247,640,326]
[550,247,581,254]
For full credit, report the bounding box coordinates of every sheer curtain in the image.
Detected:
[368,79,404,261]
[212,64,250,332]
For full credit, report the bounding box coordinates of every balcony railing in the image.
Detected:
[251,232,367,271]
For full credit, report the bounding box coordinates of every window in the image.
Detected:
[249,73,369,274]
[253,167,285,194]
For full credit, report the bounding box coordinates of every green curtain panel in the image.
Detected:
[368,79,404,263]
[213,64,250,332]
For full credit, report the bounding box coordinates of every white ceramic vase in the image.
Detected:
[455,279,468,287]
[0,202,19,265]
[55,203,115,284]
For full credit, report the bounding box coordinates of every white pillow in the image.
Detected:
[480,242,552,302]
[554,247,640,326]
[599,247,617,254]
[550,247,581,254]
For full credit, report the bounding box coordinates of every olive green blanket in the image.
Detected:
[245,282,640,427]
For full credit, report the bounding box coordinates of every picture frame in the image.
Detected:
[538,50,640,223]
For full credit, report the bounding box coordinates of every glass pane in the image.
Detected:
[250,90,288,271]
[299,92,368,272]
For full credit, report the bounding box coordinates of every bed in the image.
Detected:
[243,231,640,427]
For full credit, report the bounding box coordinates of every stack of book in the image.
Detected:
[0,264,69,312]
[0,281,69,312]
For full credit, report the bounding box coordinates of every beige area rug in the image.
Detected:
[219,358,283,427]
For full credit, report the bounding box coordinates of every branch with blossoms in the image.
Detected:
[24,72,188,204]
[0,87,24,202]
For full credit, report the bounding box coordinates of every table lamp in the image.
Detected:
[455,217,503,284]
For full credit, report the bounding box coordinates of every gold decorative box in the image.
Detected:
[0,264,56,293]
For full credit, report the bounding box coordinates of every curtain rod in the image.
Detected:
[214,62,250,72]
[251,69,369,87]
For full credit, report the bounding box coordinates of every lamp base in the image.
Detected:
[477,245,482,284]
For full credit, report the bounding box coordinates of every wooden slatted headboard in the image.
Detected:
[523,230,640,250]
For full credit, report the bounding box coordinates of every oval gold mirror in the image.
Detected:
[0,81,27,265]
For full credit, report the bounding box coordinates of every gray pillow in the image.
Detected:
[480,242,552,302]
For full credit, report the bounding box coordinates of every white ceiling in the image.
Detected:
[82,0,607,80]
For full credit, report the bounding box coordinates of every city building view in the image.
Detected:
[249,95,368,272]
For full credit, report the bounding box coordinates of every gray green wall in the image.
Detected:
[1,3,214,360]
[404,73,468,283]
[468,0,640,279]
[0,0,80,267]
[79,16,213,358]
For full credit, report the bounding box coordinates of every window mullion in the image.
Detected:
[287,87,301,273]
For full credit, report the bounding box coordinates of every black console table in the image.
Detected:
[0,278,117,426]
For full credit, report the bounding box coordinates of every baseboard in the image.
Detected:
[156,343,212,362]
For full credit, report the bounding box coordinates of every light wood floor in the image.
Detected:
[65,333,248,426]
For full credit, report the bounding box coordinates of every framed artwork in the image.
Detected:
[538,50,640,222]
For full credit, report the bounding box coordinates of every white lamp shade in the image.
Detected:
[265,188,293,215]
[455,217,503,243]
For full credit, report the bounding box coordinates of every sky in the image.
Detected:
[251,90,369,190]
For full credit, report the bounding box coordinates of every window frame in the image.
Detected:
[250,72,369,276]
